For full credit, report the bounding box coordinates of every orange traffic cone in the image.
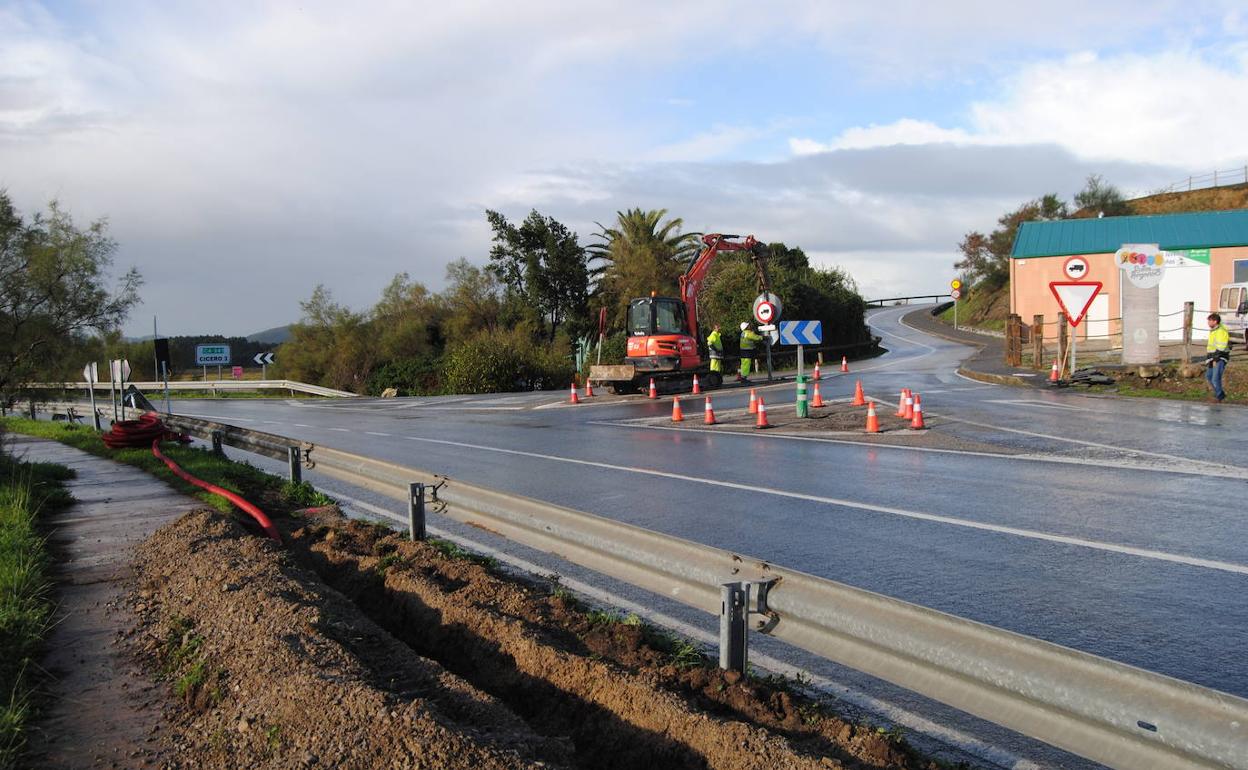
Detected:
[812,362,821,381]
[851,380,866,406]
[671,395,684,422]
[811,382,826,408]
[585,379,594,397]
[648,378,658,399]
[1049,359,1060,383]
[909,393,925,429]
[903,391,914,420]
[748,388,759,414]
[841,355,849,373]
[865,401,880,433]
[704,396,717,425]
[895,389,909,418]
[755,396,771,429]
[692,374,701,395]
[569,382,580,404]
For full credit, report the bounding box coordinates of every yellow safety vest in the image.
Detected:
[1208,324,1230,354]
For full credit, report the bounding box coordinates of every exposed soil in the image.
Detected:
[127,506,961,769]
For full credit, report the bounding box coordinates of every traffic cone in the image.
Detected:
[1049,359,1060,383]
[585,379,594,397]
[851,380,866,406]
[704,396,717,425]
[648,378,658,399]
[895,388,909,418]
[569,382,580,404]
[671,395,684,422]
[909,393,925,429]
[841,355,849,373]
[864,401,880,433]
[812,362,821,381]
[692,374,701,395]
[755,396,771,429]
[811,382,826,408]
[748,388,759,414]
[903,391,914,420]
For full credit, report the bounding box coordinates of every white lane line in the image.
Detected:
[294,423,312,428]
[984,399,1090,411]
[328,427,349,432]
[396,434,1248,575]
[324,487,1040,770]
[364,431,392,437]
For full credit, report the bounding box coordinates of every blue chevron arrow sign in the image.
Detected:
[778,320,822,345]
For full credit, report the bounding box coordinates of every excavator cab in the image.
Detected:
[625,297,701,372]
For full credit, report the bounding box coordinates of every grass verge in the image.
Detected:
[0,417,333,519]
[0,435,74,768]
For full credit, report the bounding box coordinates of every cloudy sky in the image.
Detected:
[3,1,1247,336]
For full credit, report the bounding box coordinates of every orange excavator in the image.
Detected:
[590,233,771,394]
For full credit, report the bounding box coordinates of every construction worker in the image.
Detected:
[1206,312,1231,402]
[707,323,723,373]
[738,322,762,381]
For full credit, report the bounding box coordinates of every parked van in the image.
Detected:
[1216,283,1248,340]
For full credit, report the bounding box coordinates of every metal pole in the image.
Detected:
[764,337,773,382]
[152,315,158,384]
[719,582,749,672]
[110,362,119,424]
[211,430,224,456]
[87,370,101,431]
[953,298,958,330]
[408,482,426,541]
[28,398,36,420]
[162,361,171,417]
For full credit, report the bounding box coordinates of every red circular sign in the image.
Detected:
[1063,256,1090,280]
[755,301,776,324]
[951,288,962,300]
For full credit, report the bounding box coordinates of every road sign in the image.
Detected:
[951,288,962,300]
[950,279,962,290]
[1063,256,1090,280]
[778,320,823,345]
[757,323,776,332]
[755,301,777,324]
[231,366,243,379]
[82,362,98,384]
[253,352,276,366]
[752,292,782,323]
[195,344,231,365]
[1049,282,1103,327]
[110,359,131,382]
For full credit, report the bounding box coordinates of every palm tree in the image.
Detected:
[588,208,700,327]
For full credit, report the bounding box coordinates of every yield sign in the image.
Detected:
[1049,281,1103,327]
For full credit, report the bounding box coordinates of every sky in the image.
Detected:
[3,1,1247,337]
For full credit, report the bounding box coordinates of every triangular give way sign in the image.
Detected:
[1049,281,1103,327]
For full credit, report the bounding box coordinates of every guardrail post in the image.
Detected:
[28,399,36,420]
[211,430,224,456]
[719,581,749,672]
[1032,314,1045,369]
[408,482,426,541]
[288,446,302,484]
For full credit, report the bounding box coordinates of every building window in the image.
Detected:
[1234,259,1248,283]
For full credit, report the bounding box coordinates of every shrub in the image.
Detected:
[365,353,444,396]
[443,328,573,394]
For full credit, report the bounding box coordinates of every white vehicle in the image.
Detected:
[1216,282,1248,340]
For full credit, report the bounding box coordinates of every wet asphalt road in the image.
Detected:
[165,305,1248,767]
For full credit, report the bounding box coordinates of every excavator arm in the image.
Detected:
[679,233,771,342]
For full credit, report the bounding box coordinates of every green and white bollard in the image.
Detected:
[795,374,808,418]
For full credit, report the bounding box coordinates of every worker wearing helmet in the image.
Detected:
[707,323,723,373]
[738,322,762,382]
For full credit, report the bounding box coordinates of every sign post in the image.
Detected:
[83,363,101,431]
[779,321,823,417]
[950,279,963,330]
[1049,282,1102,376]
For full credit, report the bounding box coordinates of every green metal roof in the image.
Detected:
[1011,209,1248,258]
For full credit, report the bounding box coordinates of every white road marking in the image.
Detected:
[324,487,1040,770]
[293,423,312,428]
[364,431,391,437]
[328,427,349,432]
[984,399,1089,411]
[396,434,1248,575]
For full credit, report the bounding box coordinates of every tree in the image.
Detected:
[441,258,504,341]
[1073,174,1131,217]
[0,194,141,397]
[955,194,1068,288]
[371,273,444,360]
[279,286,375,392]
[485,210,589,341]
[589,208,700,327]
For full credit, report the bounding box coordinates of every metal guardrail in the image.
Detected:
[866,294,952,307]
[30,406,1248,769]
[35,380,358,398]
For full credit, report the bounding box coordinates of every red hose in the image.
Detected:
[104,412,281,543]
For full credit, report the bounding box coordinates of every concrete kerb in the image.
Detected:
[898,308,1035,388]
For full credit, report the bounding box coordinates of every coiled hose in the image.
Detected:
[104,413,282,543]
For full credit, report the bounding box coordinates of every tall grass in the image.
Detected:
[0,439,74,768]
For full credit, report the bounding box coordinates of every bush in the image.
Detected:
[443,328,574,394]
[365,353,444,396]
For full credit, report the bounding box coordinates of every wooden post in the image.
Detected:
[1032,314,1045,369]
[1057,312,1068,368]
[1183,301,1194,363]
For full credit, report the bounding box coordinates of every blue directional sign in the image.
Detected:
[778,320,822,345]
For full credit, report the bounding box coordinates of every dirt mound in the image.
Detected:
[130,507,954,769]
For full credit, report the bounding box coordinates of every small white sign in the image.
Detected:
[82,362,98,384]
[1063,256,1090,280]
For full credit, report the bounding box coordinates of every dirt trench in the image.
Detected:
[130,506,956,768]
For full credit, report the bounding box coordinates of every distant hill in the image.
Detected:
[247,325,293,345]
